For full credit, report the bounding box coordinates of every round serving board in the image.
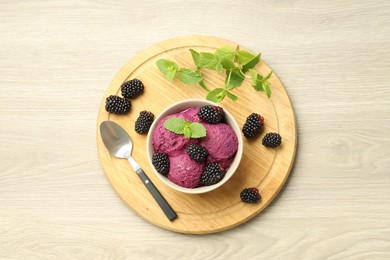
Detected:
[96,36,297,234]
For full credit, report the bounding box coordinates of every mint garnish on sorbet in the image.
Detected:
[163,117,206,139]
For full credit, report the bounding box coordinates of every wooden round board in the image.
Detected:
[96,36,297,234]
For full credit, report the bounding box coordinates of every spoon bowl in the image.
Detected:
[100,120,177,221]
[100,121,133,159]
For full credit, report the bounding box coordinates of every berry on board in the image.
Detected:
[105,95,131,114]
[242,113,264,138]
[262,132,282,148]
[240,187,261,203]
[121,78,144,99]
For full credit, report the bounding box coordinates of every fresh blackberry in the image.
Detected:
[198,105,224,124]
[152,153,169,175]
[201,163,225,186]
[121,78,144,98]
[186,144,208,163]
[262,132,282,148]
[240,187,261,203]
[135,111,154,134]
[105,95,131,114]
[242,113,264,138]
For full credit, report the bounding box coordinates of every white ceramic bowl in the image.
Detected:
[146,99,243,194]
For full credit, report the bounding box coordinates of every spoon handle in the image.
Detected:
[135,168,177,221]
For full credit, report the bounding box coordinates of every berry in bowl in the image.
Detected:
[146,99,243,194]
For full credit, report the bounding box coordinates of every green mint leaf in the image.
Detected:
[163,117,186,134]
[253,78,264,92]
[249,69,265,91]
[263,81,272,98]
[198,52,218,69]
[264,71,273,80]
[156,59,178,75]
[226,91,238,101]
[165,70,176,81]
[249,69,258,87]
[189,49,200,67]
[225,68,245,90]
[215,63,223,73]
[163,118,207,138]
[206,88,226,102]
[219,58,235,70]
[176,68,202,85]
[263,71,272,97]
[183,123,192,138]
[253,83,264,92]
[198,79,210,92]
[189,122,206,138]
[237,50,255,64]
[242,53,261,72]
[262,71,273,98]
[215,46,235,63]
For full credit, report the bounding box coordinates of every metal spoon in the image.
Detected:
[100,120,177,221]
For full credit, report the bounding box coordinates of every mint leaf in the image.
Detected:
[264,71,273,80]
[249,69,258,87]
[165,70,176,81]
[176,68,202,84]
[242,53,261,72]
[225,68,245,90]
[189,122,206,138]
[215,46,235,63]
[198,79,210,92]
[249,69,264,91]
[263,71,273,98]
[237,50,255,64]
[206,88,226,102]
[163,117,207,138]
[226,91,238,101]
[249,70,272,97]
[263,81,271,98]
[194,68,210,92]
[254,78,265,92]
[219,58,235,70]
[183,122,192,138]
[163,117,186,134]
[198,52,218,69]
[215,63,223,73]
[156,59,178,75]
[189,49,200,67]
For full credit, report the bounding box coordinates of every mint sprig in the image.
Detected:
[163,117,206,139]
[249,69,273,98]
[156,46,273,102]
[156,60,202,85]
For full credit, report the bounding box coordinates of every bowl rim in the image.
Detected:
[146,98,243,194]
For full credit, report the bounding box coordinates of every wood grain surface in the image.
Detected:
[96,36,296,234]
[1,0,390,259]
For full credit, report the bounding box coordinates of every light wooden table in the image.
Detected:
[1,1,389,259]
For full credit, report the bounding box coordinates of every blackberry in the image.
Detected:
[186,144,208,163]
[135,111,154,134]
[121,78,144,98]
[262,132,282,148]
[152,153,169,175]
[240,187,261,203]
[242,113,264,138]
[198,105,224,124]
[105,95,131,114]
[201,163,225,186]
